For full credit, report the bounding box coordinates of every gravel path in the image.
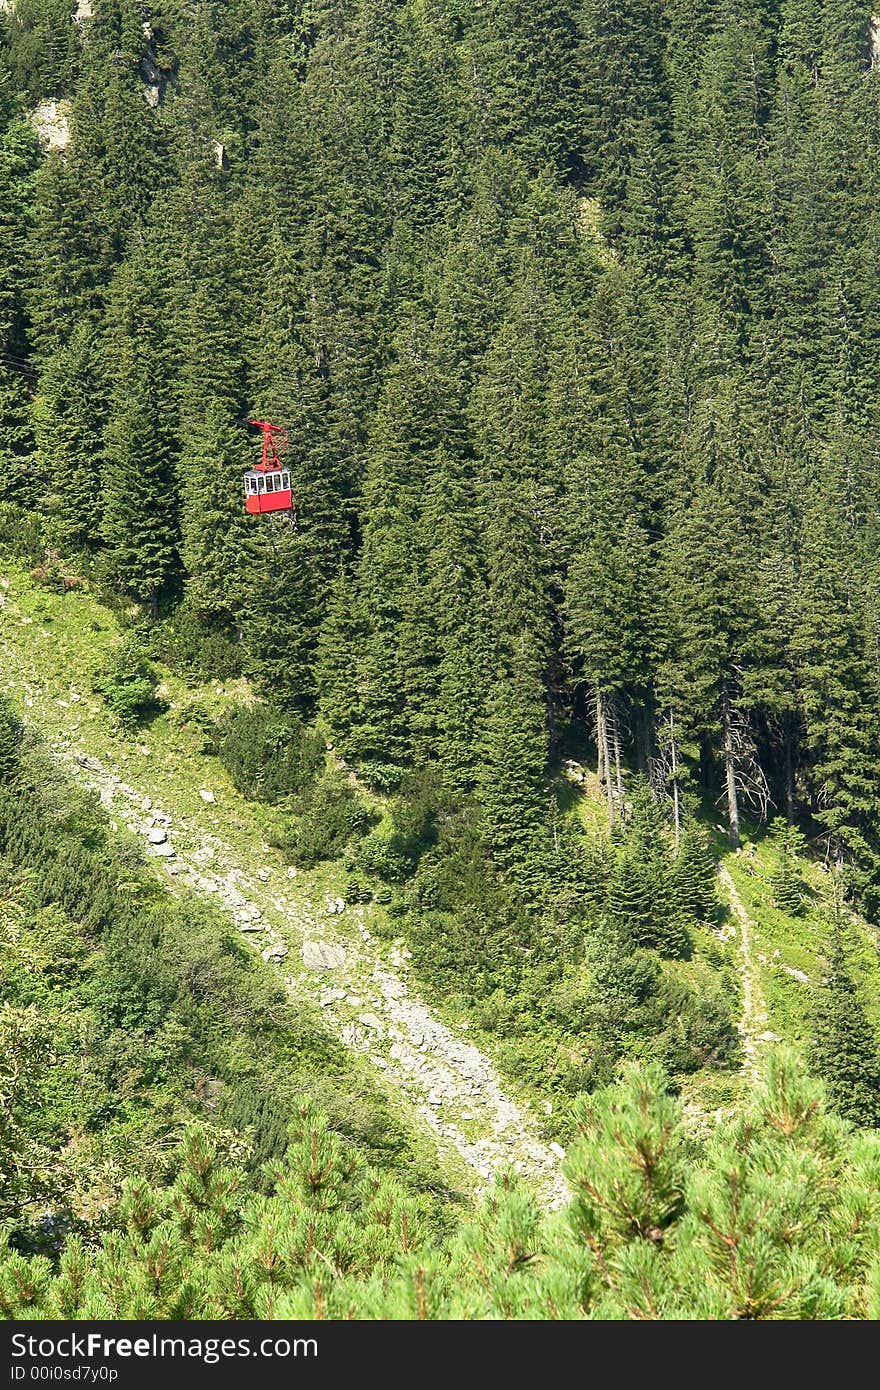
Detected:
[72,748,567,1204]
[718,864,770,1077]
[0,596,566,1205]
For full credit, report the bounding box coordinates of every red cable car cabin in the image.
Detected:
[244,419,293,515]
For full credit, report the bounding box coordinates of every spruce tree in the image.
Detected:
[769,817,806,916]
[100,253,179,615]
[0,112,39,501]
[0,366,31,501]
[476,641,551,897]
[792,506,880,901]
[812,936,880,1128]
[674,820,717,924]
[473,0,584,177]
[609,782,690,957]
[34,325,105,551]
[422,448,493,793]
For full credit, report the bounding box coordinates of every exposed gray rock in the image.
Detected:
[357,1013,384,1034]
[31,100,71,151]
[147,826,167,845]
[301,940,346,972]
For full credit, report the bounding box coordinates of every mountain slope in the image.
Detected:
[0,557,565,1202]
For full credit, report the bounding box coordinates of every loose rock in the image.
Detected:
[301,940,346,972]
[358,1013,384,1034]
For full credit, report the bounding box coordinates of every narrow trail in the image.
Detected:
[718,863,769,1077]
[0,590,567,1207]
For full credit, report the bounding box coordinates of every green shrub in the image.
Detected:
[353,829,410,882]
[0,502,44,565]
[282,771,374,867]
[151,599,243,681]
[390,768,449,859]
[356,759,407,793]
[216,705,324,803]
[93,634,165,728]
[654,974,740,1073]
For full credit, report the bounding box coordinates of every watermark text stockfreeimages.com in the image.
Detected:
[10,1332,317,1371]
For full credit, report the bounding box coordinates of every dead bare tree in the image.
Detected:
[590,687,638,830]
[718,700,772,845]
[651,711,684,853]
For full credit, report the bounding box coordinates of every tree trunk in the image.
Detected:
[611,710,623,800]
[669,712,681,855]
[596,688,614,828]
[149,588,159,621]
[722,698,741,849]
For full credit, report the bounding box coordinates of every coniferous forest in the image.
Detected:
[2,0,880,1323]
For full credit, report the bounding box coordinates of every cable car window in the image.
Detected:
[266,474,276,492]
[282,473,290,490]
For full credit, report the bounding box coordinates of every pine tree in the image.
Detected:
[769,817,806,916]
[674,820,717,923]
[812,936,880,1128]
[34,325,105,551]
[476,641,551,897]
[472,0,584,177]
[609,782,690,957]
[101,254,179,614]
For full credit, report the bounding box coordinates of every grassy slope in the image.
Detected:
[0,561,454,1186]
[714,819,880,1042]
[0,558,566,1201]
[4,557,877,1155]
